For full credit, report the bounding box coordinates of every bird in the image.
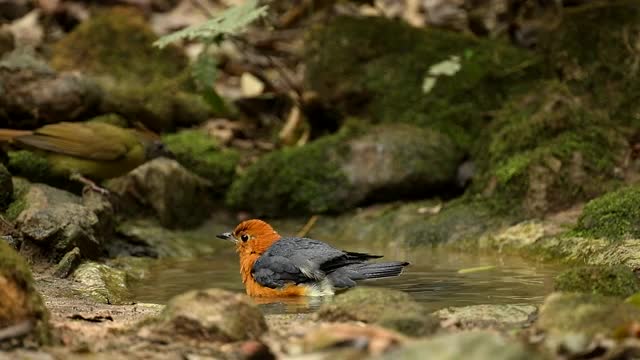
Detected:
[0,121,171,192]
[217,219,409,297]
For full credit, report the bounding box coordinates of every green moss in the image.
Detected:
[7,150,51,183]
[575,186,640,240]
[0,164,12,210]
[51,7,186,84]
[471,82,628,216]
[226,128,354,215]
[50,7,213,131]
[4,177,30,221]
[306,16,542,150]
[554,265,640,298]
[162,130,239,195]
[0,240,51,345]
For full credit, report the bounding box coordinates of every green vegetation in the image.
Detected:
[0,164,12,210]
[554,265,640,297]
[227,128,353,215]
[575,185,640,240]
[163,130,240,195]
[306,16,542,150]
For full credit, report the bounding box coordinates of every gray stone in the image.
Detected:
[72,262,131,305]
[154,288,267,341]
[381,331,542,360]
[13,183,112,259]
[53,247,81,278]
[106,158,213,229]
[433,304,537,329]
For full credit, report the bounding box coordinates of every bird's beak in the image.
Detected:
[216,232,235,243]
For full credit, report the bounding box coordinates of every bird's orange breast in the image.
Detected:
[239,250,308,297]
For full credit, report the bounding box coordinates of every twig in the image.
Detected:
[296,215,318,238]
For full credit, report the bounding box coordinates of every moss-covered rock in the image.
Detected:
[0,240,50,347]
[554,265,640,298]
[153,288,267,341]
[12,183,112,260]
[540,1,640,120]
[107,158,214,229]
[0,50,101,128]
[72,262,131,304]
[316,287,438,336]
[574,185,640,240]
[304,198,512,247]
[306,16,542,150]
[50,7,210,131]
[162,129,239,195]
[537,292,640,338]
[471,81,628,217]
[228,124,463,216]
[0,164,12,210]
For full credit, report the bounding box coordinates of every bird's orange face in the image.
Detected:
[217,219,281,257]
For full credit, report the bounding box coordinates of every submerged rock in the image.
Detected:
[228,124,463,216]
[11,182,112,260]
[72,262,131,305]
[0,50,101,128]
[152,288,267,341]
[0,164,12,210]
[316,287,438,336]
[107,158,213,229]
[381,331,541,360]
[0,240,50,347]
[162,129,239,196]
[554,265,640,298]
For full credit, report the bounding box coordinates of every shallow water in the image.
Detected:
[131,241,562,314]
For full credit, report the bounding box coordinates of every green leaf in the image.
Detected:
[153,0,268,48]
[202,86,229,115]
[192,52,218,90]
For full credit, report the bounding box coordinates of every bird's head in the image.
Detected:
[132,123,175,160]
[217,219,281,256]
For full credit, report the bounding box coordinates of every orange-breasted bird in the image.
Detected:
[217,219,409,297]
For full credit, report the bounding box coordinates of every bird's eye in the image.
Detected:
[240,234,249,242]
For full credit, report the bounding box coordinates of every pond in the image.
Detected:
[131,235,562,314]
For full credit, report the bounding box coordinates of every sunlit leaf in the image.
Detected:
[457,265,496,274]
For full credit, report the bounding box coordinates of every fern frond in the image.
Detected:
[153,0,268,48]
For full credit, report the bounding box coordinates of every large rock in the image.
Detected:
[72,262,131,305]
[228,124,463,216]
[381,331,541,360]
[0,50,101,128]
[305,16,541,150]
[151,288,267,341]
[306,198,512,247]
[316,287,438,336]
[0,240,50,348]
[107,158,213,229]
[554,265,640,298]
[11,182,113,260]
[50,6,210,131]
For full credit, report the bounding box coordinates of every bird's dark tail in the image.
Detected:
[355,261,410,279]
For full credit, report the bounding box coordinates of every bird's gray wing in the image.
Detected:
[251,237,347,289]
